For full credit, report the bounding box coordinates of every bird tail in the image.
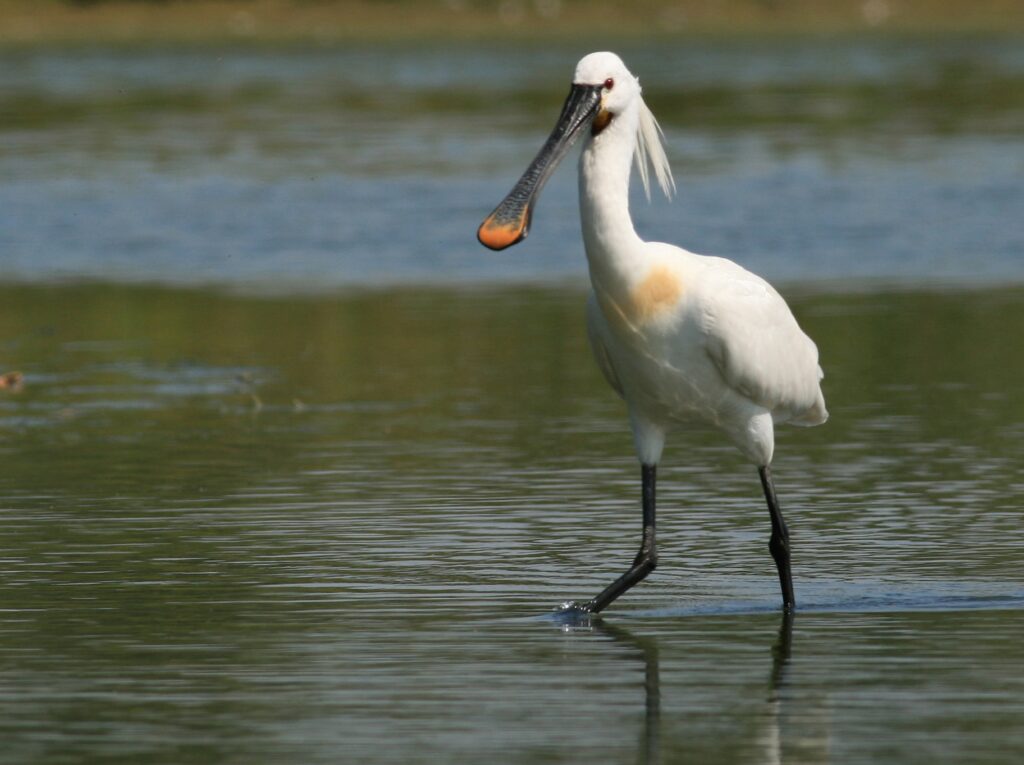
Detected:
[790,373,828,427]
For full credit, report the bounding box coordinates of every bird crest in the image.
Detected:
[634,94,676,202]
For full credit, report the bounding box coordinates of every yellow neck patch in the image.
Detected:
[592,108,613,136]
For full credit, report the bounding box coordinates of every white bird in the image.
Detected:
[478,52,827,615]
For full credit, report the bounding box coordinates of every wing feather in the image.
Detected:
[698,261,827,425]
[586,292,625,398]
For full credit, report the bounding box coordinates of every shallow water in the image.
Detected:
[2,283,1024,763]
[1,37,1024,764]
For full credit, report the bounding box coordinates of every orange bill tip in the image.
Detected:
[477,211,528,251]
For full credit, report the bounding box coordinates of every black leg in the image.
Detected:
[584,463,658,614]
[759,465,795,610]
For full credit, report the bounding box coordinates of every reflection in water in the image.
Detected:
[586,614,795,765]
[761,612,793,765]
[769,610,793,700]
[592,621,662,765]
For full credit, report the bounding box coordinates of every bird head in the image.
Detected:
[477,52,673,252]
[572,51,640,136]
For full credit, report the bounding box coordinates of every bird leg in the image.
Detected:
[759,465,795,610]
[583,463,659,614]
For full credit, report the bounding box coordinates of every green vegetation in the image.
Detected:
[1,0,1023,46]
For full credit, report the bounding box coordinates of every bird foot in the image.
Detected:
[552,600,596,626]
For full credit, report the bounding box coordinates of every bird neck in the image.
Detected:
[578,114,645,297]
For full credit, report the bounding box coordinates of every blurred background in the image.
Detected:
[1,3,1023,765]
[1,0,1022,287]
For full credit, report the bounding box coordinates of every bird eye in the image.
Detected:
[604,78,614,90]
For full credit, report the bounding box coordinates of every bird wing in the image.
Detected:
[698,260,826,423]
[586,292,625,398]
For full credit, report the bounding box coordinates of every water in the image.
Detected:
[1,39,1023,287]
[1,38,1024,764]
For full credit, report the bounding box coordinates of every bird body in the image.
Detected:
[585,248,826,467]
[478,51,826,614]
[572,52,825,468]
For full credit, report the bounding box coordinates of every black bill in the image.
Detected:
[477,83,602,251]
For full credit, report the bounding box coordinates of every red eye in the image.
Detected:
[604,78,614,90]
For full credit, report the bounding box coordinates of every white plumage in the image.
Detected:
[478,52,827,615]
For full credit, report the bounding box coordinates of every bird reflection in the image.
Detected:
[770,609,794,696]
[575,612,794,765]
[588,620,662,765]
[761,611,794,765]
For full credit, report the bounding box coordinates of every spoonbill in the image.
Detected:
[477,52,827,615]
